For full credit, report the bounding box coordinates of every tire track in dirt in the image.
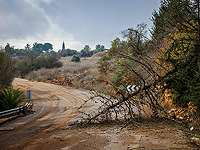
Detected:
[0,78,93,150]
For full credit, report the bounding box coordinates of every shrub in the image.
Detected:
[58,49,78,57]
[15,53,63,77]
[71,55,80,62]
[97,56,110,74]
[0,51,14,89]
[0,86,25,111]
[80,49,93,57]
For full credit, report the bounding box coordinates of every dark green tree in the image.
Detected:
[32,42,44,54]
[5,43,14,54]
[80,49,93,57]
[80,45,93,57]
[43,43,53,52]
[24,44,31,51]
[62,41,65,50]
[96,44,105,52]
[32,42,53,54]
[152,0,200,108]
[83,45,91,51]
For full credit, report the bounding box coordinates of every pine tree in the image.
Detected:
[152,0,200,108]
[62,41,65,50]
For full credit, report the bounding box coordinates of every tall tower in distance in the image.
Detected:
[62,41,65,50]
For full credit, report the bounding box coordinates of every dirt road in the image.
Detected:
[0,78,198,150]
[0,78,93,150]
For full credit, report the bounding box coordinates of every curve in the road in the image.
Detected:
[0,78,93,150]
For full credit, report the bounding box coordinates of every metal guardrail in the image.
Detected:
[0,102,30,119]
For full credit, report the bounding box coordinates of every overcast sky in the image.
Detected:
[0,0,160,51]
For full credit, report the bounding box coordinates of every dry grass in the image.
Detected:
[25,57,99,80]
[25,56,114,93]
[73,67,114,93]
[59,57,99,75]
[25,68,59,81]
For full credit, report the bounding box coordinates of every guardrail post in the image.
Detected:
[26,90,31,102]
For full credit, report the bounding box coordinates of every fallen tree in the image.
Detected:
[75,0,200,129]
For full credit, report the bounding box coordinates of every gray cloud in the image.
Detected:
[41,0,160,48]
[0,0,160,50]
[0,0,50,39]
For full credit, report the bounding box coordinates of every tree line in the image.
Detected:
[58,44,105,58]
[4,42,105,58]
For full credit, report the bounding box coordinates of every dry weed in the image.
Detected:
[25,57,100,81]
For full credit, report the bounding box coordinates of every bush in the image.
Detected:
[15,54,63,77]
[80,50,93,57]
[0,86,25,111]
[97,56,110,74]
[0,51,14,89]
[58,49,78,57]
[71,55,80,62]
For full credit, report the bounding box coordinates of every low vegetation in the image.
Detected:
[71,55,80,62]
[0,86,25,111]
[0,51,25,111]
[0,51,14,89]
[14,53,62,78]
[58,48,78,57]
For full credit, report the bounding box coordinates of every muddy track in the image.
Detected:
[0,78,91,150]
